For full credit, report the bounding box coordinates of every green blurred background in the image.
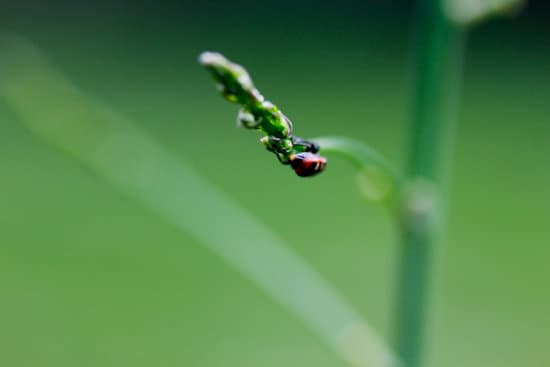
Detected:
[1,1,549,366]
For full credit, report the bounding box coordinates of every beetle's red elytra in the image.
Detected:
[290,152,327,177]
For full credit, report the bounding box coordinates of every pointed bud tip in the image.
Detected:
[198,51,226,66]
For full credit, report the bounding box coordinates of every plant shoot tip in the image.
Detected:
[198,51,225,66]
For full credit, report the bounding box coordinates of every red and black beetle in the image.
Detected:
[290,152,327,177]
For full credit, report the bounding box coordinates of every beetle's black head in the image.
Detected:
[292,137,320,154]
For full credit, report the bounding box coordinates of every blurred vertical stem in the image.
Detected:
[394,1,466,367]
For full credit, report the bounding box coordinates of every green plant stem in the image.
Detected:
[314,137,401,181]
[314,136,403,206]
[393,1,466,367]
